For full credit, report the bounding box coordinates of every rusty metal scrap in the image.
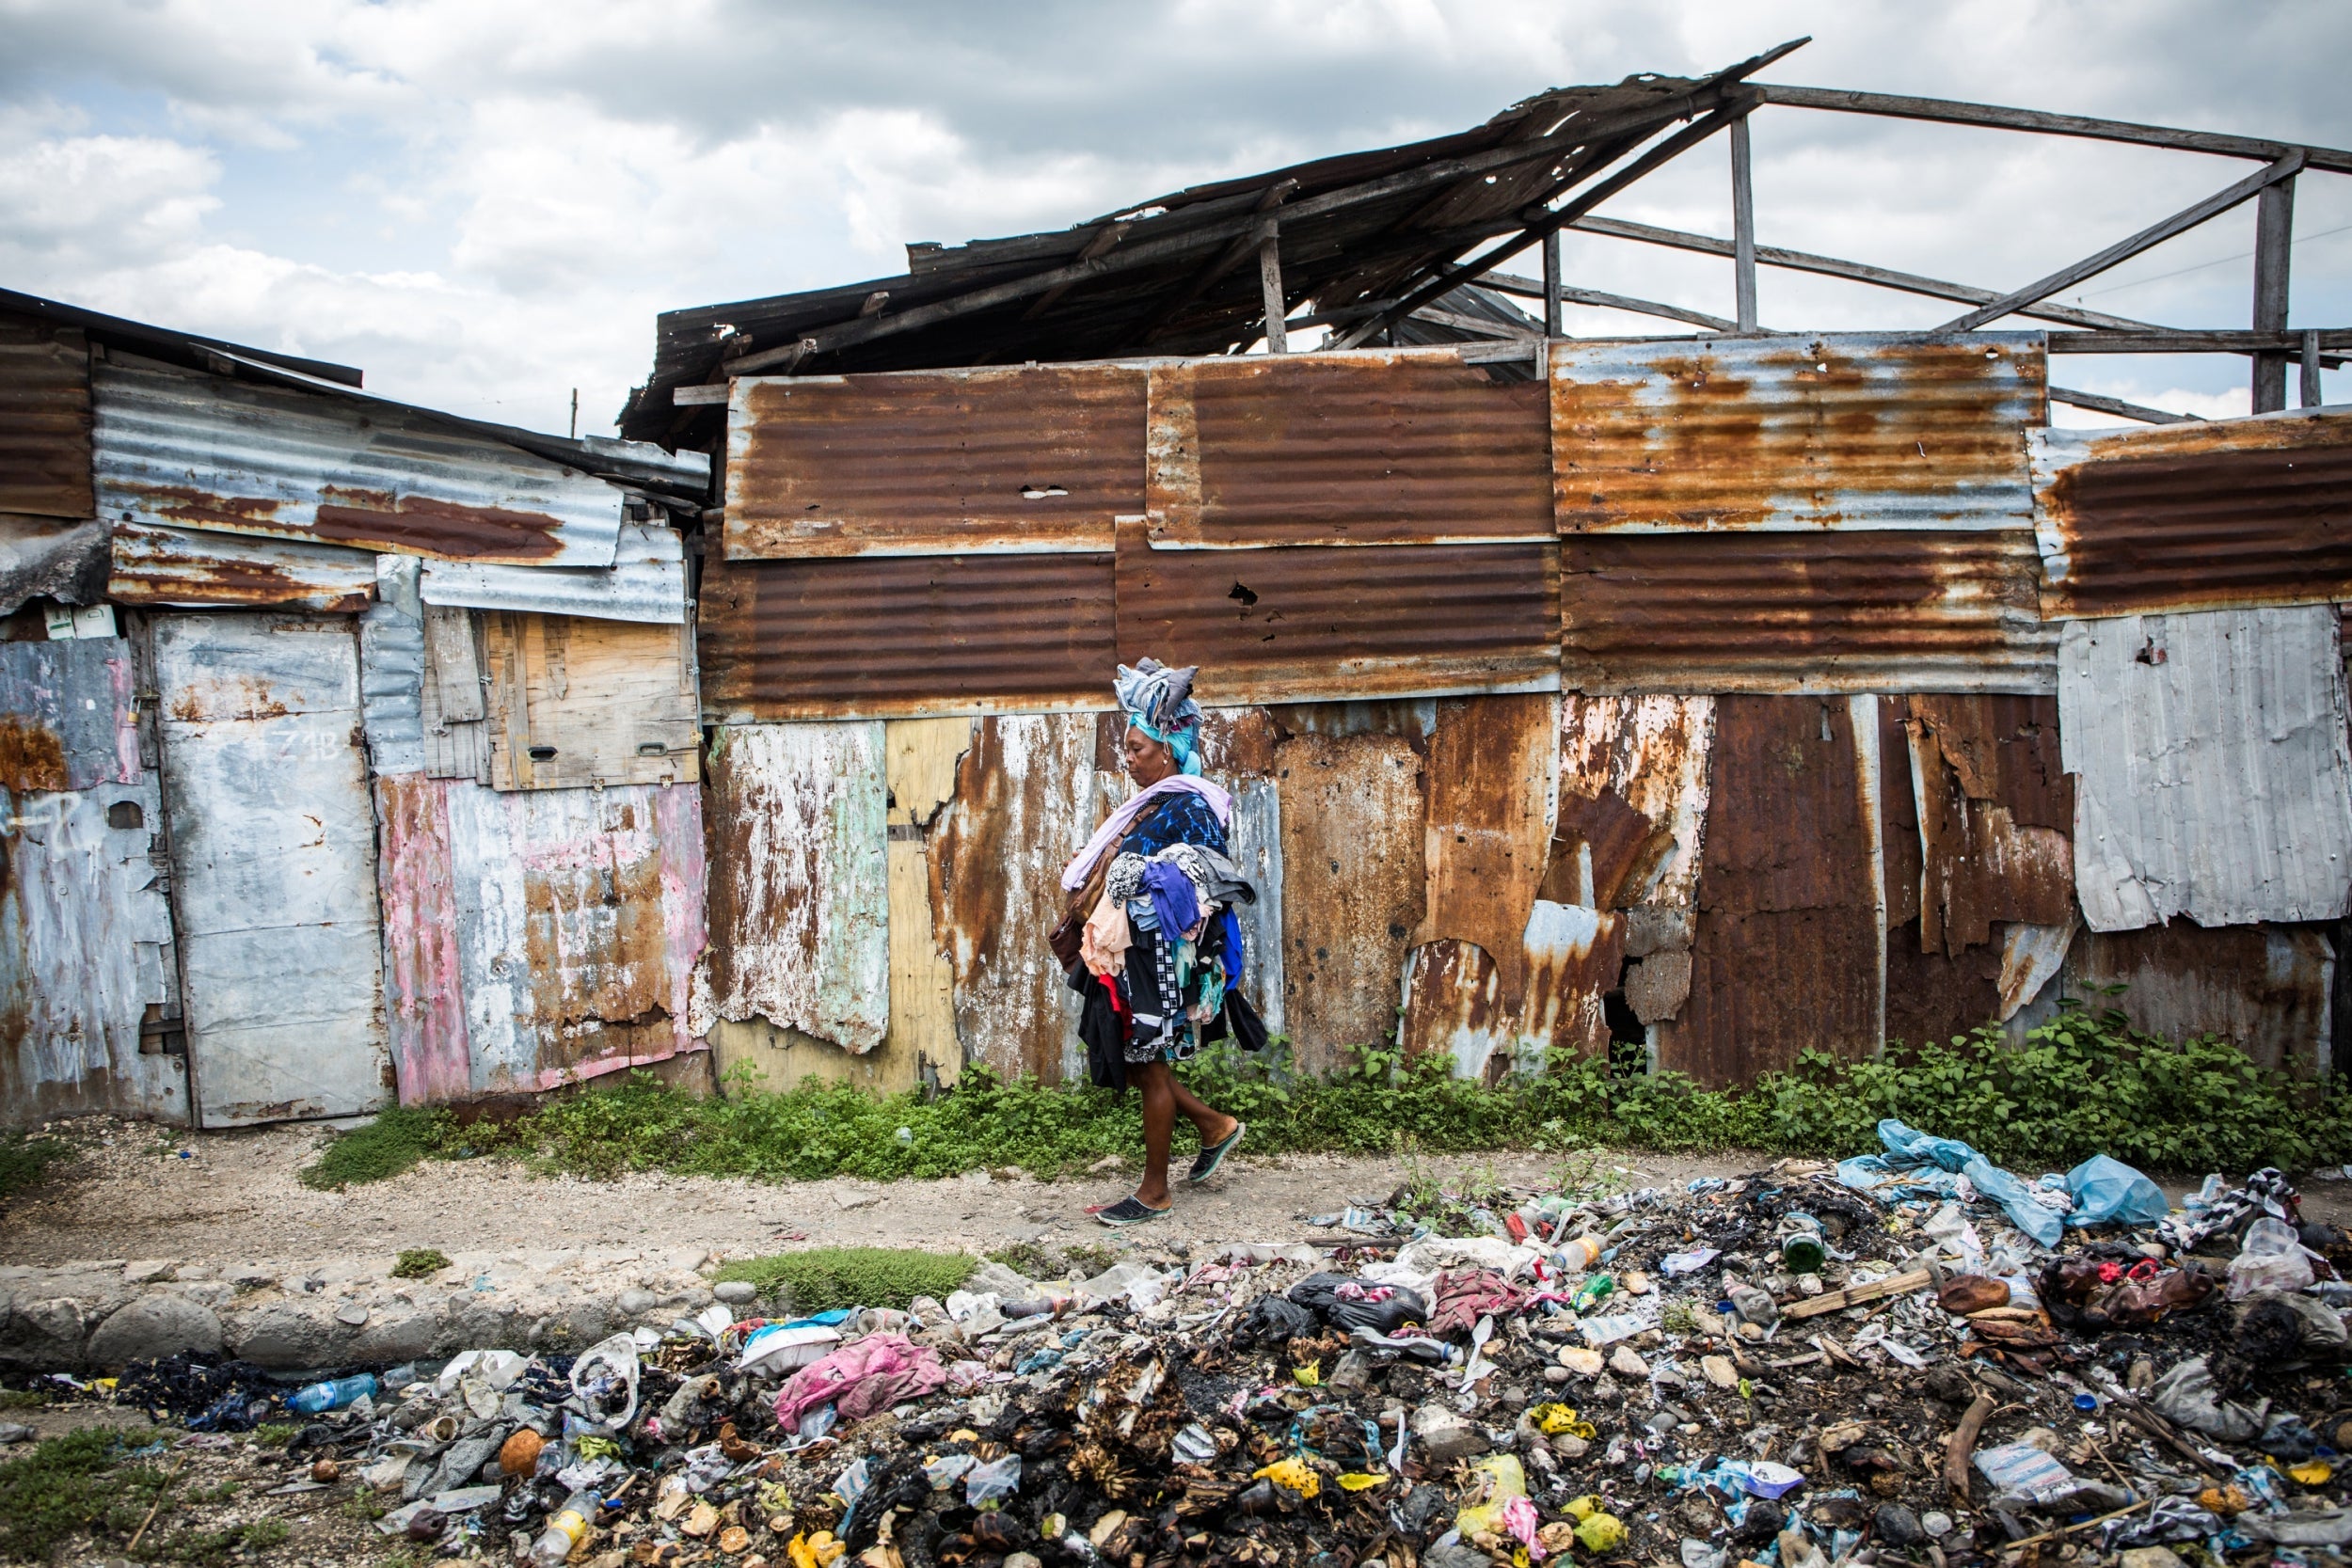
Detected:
[0,316,94,519]
[106,519,378,612]
[94,360,624,567]
[697,722,890,1053]
[1414,695,1556,1013]
[1550,694,1716,911]
[1901,695,2074,957]
[1561,528,2057,694]
[2067,923,2333,1078]
[698,550,1117,721]
[725,366,1148,559]
[2030,405,2352,619]
[1551,333,2043,533]
[0,638,140,793]
[2062,606,2352,931]
[0,515,109,616]
[1145,350,1553,548]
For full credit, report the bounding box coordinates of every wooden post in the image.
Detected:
[1731,116,1759,332]
[2304,328,2325,407]
[1543,230,1564,336]
[2253,175,2295,412]
[1258,219,1287,354]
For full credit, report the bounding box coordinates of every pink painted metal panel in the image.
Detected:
[374,774,472,1105]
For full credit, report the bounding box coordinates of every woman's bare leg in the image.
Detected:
[1132,1061,1177,1208]
[1168,1076,1237,1147]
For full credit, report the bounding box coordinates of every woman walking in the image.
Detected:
[1056,658,1260,1226]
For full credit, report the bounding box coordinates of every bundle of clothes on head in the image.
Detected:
[1060,659,1268,1089]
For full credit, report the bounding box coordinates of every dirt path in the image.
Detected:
[1,1117,1765,1270]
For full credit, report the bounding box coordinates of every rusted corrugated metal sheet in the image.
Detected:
[726,366,1147,558]
[1901,694,2074,956]
[2030,406,2352,620]
[421,522,687,625]
[695,722,890,1053]
[374,772,470,1104]
[1146,350,1553,547]
[1551,333,2042,532]
[107,519,379,611]
[930,714,1100,1082]
[1550,694,1715,911]
[1560,529,2057,694]
[93,360,624,566]
[2067,923,2333,1077]
[0,632,185,1126]
[1403,903,1624,1079]
[152,611,389,1126]
[1884,917,2002,1049]
[2061,607,2352,931]
[1119,522,1559,703]
[698,550,1117,721]
[1413,695,1556,1012]
[1274,731,1426,1072]
[0,638,140,793]
[1657,695,1882,1086]
[438,779,706,1091]
[0,316,94,519]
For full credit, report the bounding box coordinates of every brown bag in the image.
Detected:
[1050,798,1174,970]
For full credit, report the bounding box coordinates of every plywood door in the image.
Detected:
[153,611,389,1125]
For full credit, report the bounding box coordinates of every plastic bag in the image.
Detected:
[569,1334,642,1433]
[1287,1273,1429,1333]
[2064,1155,2171,1228]
[964,1454,1022,1505]
[1974,1442,2078,1507]
[1233,1294,1317,1348]
[2230,1216,2316,1300]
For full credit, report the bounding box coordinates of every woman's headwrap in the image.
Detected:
[1115,657,1202,775]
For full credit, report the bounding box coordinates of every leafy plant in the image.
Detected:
[0,1131,71,1201]
[0,1429,171,1561]
[389,1248,452,1280]
[298,1108,463,1191]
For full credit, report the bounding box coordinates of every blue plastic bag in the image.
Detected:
[2064,1154,2171,1228]
[1870,1119,2062,1248]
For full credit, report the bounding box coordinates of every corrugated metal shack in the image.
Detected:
[8,50,2352,1127]
[628,51,2352,1096]
[0,289,714,1127]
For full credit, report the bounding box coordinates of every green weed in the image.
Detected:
[389,1248,452,1280]
[1058,1243,1120,1278]
[0,1131,71,1201]
[298,1107,462,1191]
[248,1424,295,1449]
[0,1429,172,1561]
[157,1515,288,1565]
[712,1247,977,1312]
[983,1241,1063,1279]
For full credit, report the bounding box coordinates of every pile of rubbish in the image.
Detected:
[55,1122,2352,1568]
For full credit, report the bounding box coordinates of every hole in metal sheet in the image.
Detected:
[1229,581,1260,607]
[528,744,558,760]
[1021,483,1069,499]
[107,800,144,830]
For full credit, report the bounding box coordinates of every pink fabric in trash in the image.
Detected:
[771,1333,947,1427]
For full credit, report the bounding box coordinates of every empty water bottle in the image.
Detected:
[287,1373,378,1414]
[532,1489,601,1565]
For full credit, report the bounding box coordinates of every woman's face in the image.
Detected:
[1123,724,1178,787]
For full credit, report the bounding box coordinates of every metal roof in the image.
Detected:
[106,519,378,613]
[420,522,688,624]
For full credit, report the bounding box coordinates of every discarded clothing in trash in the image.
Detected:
[771,1333,946,1427]
[1426,1268,1528,1338]
[2157,1167,2297,1254]
[1288,1272,1429,1334]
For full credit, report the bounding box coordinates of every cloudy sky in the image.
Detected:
[3,0,2345,437]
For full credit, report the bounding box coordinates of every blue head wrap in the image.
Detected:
[1114,657,1201,775]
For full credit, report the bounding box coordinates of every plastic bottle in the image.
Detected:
[1559,1235,1603,1272]
[287,1373,379,1415]
[532,1489,601,1566]
[1778,1216,1826,1275]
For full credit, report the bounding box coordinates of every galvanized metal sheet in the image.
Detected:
[0,637,140,793]
[930,714,1099,1082]
[2060,606,2352,931]
[1550,333,2042,533]
[1561,529,2058,695]
[726,365,1147,558]
[1119,521,1560,703]
[358,556,425,776]
[1550,694,1715,911]
[107,518,378,612]
[2067,922,2333,1077]
[1901,694,2074,956]
[1274,731,1426,1073]
[2030,406,2352,620]
[696,721,890,1053]
[439,779,706,1092]
[1415,694,1557,1014]
[698,550,1117,721]
[93,360,624,566]
[421,523,688,625]
[152,611,389,1126]
[1146,350,1553,548]
[0,515,109,615]
[0,317,94,519]
[1656,695,1883,1086]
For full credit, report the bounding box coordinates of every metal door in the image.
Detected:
[153,611,389,1124]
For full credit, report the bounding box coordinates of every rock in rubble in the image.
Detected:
[86,1293,225,1366]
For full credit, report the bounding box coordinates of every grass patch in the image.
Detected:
[248,1423,295,1449]
[714,1246,977,1312]
[294,998,2352,1194]
[157,1516,289,1565]
[1059,1242,1120,1277]
[983,1241,1062,1279]
[389,1247,452,1280]
[0,1387,48,1409]
[0,1429,172,1561]
[0,1131,71,1200]
[298,1107,461,1191]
